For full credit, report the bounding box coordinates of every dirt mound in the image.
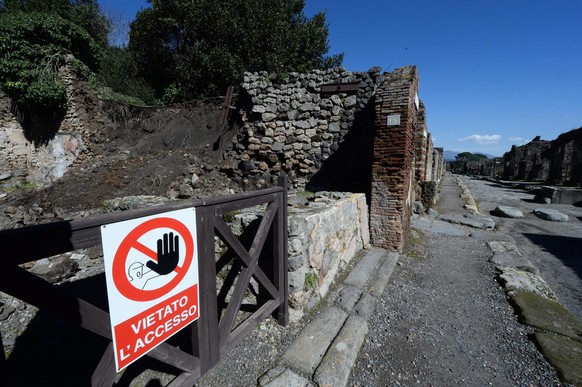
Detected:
[1,96,241,218]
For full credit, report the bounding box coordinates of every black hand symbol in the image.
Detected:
[147,232,179,275]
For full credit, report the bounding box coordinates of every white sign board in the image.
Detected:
[101,208,200,371]
[387,114,401,126]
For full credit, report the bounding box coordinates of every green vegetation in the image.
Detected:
[304,272,318,290]
[97,46,155,105]
[1,0,110,47]
[128,0,342,102]
[0,12,101,110]
[403,228,426,259]
[449,152,490,174]
[455,152,489,161]
[0,0,340,139]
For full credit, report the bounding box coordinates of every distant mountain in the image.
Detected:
[443,150,459,161]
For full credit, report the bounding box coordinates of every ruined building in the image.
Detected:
[503,136,551,181]
[1,64,443,251]
[548,127,582,186]
[502,129,582,186]
[226,65,443,250]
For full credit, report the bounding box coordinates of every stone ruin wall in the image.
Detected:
[223,67,384,191]
[0,91,29,182]
[0,56,105,186]
[226,65,443,250]
[1,63,443,251]
[502,136,551,181]
[502,129,582,186]
[286,192,369,321]
[549,127,582,186]
[1,64,444,325]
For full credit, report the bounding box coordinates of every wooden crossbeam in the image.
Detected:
[320,82,360,93]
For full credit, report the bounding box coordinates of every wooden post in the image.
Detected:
[275,175,289,326]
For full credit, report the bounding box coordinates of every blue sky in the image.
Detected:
[99,0,582,157]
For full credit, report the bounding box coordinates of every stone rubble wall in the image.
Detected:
[224,67,384,190]
[228,191,371,323]
[433,147,445,182]
[0,56,99,186]
[227,65,443,251]
[549,127,582,186]
[424,133,434,182]
[502,129,582,186]
[502,136,552,181]
[414,100,429,189]
[0,92,29,181]
[286,192,369,322]
[1,62,443,256]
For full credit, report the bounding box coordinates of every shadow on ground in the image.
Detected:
[523,233,582,280]
[3,273,183,386]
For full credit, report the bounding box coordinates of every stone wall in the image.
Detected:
[226,65,442,251]
[549,127,582,186]
[433,147,445,181]
[0,91,29,182]
[225,66,443,250]
[503,136,551,181]
[0,57,98,186]
[2,62,443,253]
[223,67,384,193]
[502,129,582,186]
[286,192,369,321]
[415,100,429,187]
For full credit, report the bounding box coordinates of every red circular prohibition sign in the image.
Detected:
[112,217,194,302]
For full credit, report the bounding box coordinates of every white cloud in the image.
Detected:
[509,136,524,142]
[458,134,501,144]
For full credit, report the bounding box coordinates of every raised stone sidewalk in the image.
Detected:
[257,248,399,386]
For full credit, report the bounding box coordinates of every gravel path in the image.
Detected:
[349,174,563,386]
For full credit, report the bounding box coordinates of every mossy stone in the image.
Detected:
[534,332,582,386]
[512,291,582,341]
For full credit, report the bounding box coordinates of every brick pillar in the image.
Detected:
[433,147,444,181]
[424,133,434,181]
[370,66,419,250]
[414,100,428,188]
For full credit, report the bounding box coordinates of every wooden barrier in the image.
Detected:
[0,176,288,386]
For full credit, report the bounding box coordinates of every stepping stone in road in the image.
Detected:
[533,208,569,222]
[493,205,524,218]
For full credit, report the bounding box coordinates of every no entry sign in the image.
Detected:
[101,208,200,371]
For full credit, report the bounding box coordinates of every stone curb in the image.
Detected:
[455,176,479,214]
[313,315,368,387]
[258,248,398,387]
[507,290,582,386]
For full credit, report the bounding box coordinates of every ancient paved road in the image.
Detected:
[460,176,582,319]
[349,173,566,386]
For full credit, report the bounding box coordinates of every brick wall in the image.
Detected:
[370,66,419,250]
